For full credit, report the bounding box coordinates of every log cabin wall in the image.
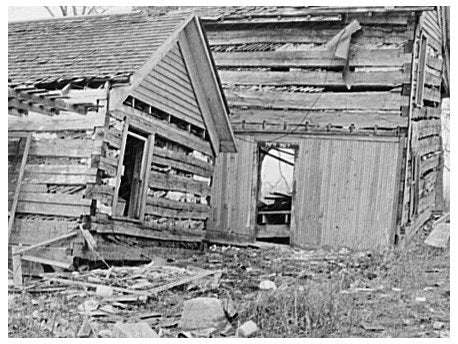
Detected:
[202,9,427,249]
[8,105,106,247]
[402,8,444,239]
[90,97,216,257]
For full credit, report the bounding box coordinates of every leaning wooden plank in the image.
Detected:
[17,201,91,217]
[13,231,78,256]
[112,106,213,156]
[219,70,408,88]
[8,113,105,132]
[47,278,150,295]
[8,133,31,242]
[29,139,94,158]
[214,49,411,68]
[226,90,403,111]
[149,171,211,197]
[21,255,73,269]
[230,108,407,129]
[94,222,204,242]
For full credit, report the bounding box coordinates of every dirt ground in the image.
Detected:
[8,220,450,338]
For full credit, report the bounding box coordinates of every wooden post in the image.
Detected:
[8,132,32,242]
[112,119,129,216]
[139,133,155,222]
[12,246,23,288]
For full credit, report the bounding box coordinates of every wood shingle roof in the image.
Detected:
[8,12,192,85]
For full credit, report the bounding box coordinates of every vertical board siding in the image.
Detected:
[292,136,401,250]
[208,137,257,241]
[132,43,205,129]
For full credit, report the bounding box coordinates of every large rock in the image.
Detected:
[112,322,159,338]
[238,320,258,337]
[178,297,229,330]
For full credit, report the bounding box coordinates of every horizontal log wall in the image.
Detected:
[402,9,443,234]
[8,111,106,245]
[203,13,416,134]
[92,102,215,242]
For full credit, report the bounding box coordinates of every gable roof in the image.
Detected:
[8,12,236,153]
[8,12,191,85]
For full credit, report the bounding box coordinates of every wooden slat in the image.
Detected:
[412,119,441,138]
[410,106,441,119]
[112,106,213,156]
[17,201,91,217]
[23,165,96,175]
[149,171,211,197]
[230,108,407,129]
[214,49,411,68]
[147,196,210,213]
[415,135,441,156]
[8,113,105,132]
[29,139,94,158]
[421,155,440,174]
[21,255,73,270]
[19,193,92,206]
[99,156,118,177]
[219,69,409,88]
[23,172,97,185]
[152,147,214,177]
[226,89,403,111]
[418,191,435,213]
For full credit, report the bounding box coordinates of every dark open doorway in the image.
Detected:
[256,142,298,245]
[117,129,148,219]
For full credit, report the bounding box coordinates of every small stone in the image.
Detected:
[259,280,276,291]
[96,285,113,298]
[238,320,258,337]
[98,329,112,338]
[112,322,158,338]
[433,321,445,330]
[179,297,229,330]
[77,320,93,338]
[392,287,402,292]
[415,297,426,302]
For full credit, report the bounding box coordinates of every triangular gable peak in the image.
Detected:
[113,15,236,154]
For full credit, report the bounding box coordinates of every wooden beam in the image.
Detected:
[230,108,407,129]
[12,246,23,287]
[219,69,409,88]
[149,171,211,197]
[111,106,213,156]
[111,118,129,216]
[226,89,404,111]
[20,255,73,270]
[214,49,411,68]
[8,113,105,132]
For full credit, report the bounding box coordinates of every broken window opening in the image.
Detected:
[256,142,298,245]
[116,128,149,219]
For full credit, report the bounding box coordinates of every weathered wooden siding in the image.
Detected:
[203,14,416,133]
[291,136,402,250]
[8,112,105,245]
[402,9,443,237]
[206,137,258,243]
[131,43,205,129]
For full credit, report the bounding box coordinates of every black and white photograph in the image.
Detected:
[7,4,451,339]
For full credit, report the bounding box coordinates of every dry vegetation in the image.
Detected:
[8,221,449,338]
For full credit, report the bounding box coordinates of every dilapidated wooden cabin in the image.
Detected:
[8,12,235,268]
[181,6,447,249]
